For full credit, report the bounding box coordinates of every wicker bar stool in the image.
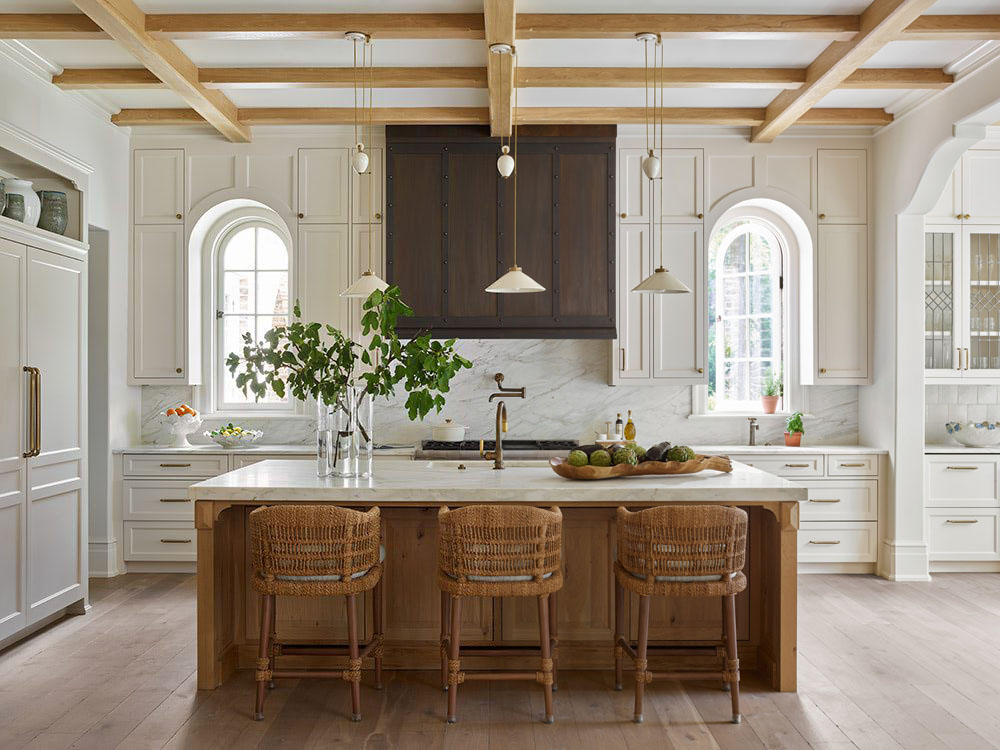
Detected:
[249,505,384,722]
[437,504,563,724]
[613,505,748,725]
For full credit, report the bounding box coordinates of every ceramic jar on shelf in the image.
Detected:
[0,179,40,226]
[37,191,68,235]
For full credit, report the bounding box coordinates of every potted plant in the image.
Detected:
[784,411,805,447]
[227,286,471,477]
[761,366,782,414]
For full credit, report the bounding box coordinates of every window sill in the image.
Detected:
[200,411,313,421]
[688,412,812,421]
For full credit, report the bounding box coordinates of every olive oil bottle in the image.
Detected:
[624,410,636,441]
[614,412,624,437]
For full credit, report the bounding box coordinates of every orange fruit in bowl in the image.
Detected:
[166,408,176,416]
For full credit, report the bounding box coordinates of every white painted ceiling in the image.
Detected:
[2,1,999,125]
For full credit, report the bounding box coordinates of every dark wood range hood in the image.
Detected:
[385,125,617,339]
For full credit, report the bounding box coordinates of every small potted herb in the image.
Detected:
[784,411,804,447]
[761,367,782,414]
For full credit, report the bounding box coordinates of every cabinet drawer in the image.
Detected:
[799,522,877,562]
[799,480,877,521]
[928,509,1000,561]
[926,457,999,506]
[124,522,196,561]
[123,480,195,521]
[733,455,824,478]
[826,454,879,477]
[231,453,313,470]
[123,453,229,478]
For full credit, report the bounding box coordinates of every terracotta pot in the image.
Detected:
[784,431,802,447]
[761,395,779,414]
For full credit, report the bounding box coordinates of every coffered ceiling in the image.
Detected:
[1,0,998,141]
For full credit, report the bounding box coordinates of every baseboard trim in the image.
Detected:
[124,561,196,574]
[880,539,930,581]
[89,540,121,578]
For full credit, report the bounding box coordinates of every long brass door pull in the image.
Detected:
[945,519,979,524]
[808,540,841,545]
[808,498,841,503]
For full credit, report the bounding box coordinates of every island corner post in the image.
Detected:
[192,465,801,693]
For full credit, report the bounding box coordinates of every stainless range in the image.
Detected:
[414,439,579,461]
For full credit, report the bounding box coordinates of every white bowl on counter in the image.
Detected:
[945,421,1000,447]
[161,413,203,447]
[205,428,263,449]
[431,419,467,441]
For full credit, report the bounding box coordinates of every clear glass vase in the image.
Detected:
[330,387,359,478]
[356,389,373,479]
[315,397,332,477]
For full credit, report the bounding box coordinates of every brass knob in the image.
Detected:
[697,367,704,373]
[819,213,826,219]
[620,213,627,219]
[696,213,704,220]
[175,367,182,374]
[375,212,382,220]
[965,213,971,220]
[957,214,963,219]
[298,212,304,219]
[175,213,182,220]
[820,367,827,374]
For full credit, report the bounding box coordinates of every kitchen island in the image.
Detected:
[190,459,805,692]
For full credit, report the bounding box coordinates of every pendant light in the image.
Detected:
[486,45,545,294]
[494,45,516,178]
[633,34,690,295]
[342,33,389,299]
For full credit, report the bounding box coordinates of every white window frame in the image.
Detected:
[692,203,809,418]
[198,206,301,417]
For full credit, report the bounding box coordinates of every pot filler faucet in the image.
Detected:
[747,417,760,446]
[480,372,526,469]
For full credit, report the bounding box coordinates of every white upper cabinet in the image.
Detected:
[298,148,349,224]
[652,225,705,380]
[132,225,185,381]
[134,149,184,224]
[298,225,352,335]
[816,224,869,382]
[614,224,652,380]
[618,148,651,224]
[962,151,1000,224]
[928,163,962,224]
[657,149,704,223]
[818,149,867,224]
[352,146,383,224]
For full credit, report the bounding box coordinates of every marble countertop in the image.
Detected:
[690,444,885,454]
[114,444,415,456]
[925,444,1000,453]
[188,458,807,505]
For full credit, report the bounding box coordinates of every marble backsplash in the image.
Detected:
[925,384,1000,445]
[140,339,859,447]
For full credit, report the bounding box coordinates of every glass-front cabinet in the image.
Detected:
[926,225,1000,380]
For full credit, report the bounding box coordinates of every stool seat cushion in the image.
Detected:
[275,544,385,582]
[445,570,555,583]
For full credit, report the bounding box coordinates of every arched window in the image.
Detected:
[707,219,785,412]
[216,221,290,410]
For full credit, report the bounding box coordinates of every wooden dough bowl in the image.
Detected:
[549,455,733,480]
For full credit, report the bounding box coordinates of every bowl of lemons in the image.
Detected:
[205,423,263,449]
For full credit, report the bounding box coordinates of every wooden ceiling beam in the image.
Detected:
[0,13,106,38]
[110,106,892,128]
[54,65,952,91]
[484,0,515,138]
[144,13,484,40]
[751,0,936,143]
[902,14,1000,39]
[70,0,249,143]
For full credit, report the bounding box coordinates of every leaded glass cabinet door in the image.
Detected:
[965,227,1000,376]
[925,227,961,377]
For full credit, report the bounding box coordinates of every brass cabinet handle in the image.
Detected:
[964,347,970,370]
[620,212,627,219]
[697,367,704,374]
[957,347,962,370]
[818,213,826,219]
[819,367,827,374]
[175,367,182,374]
[808,498,841,503]
[175,213,182,220]
[840,462,865,467]
[965,214,971,220]
[159,498,191,503]
[945,519,979,524]
[785,463,811,468]
[697,213,704,219]
[808,540,841,545]
[160,538,192,544]
[957,214,963,219]
[159,462,192,468]
[298,212,305,219]
[374,212,382,220]
[620,347,625,371]
[945,465,978,470]
[22,366,40,458]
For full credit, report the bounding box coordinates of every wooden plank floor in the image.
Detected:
[2,573,1000,749]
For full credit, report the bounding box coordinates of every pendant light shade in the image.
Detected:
[632,267,690,294]
[486,266,545,294]
[352,145,369,174]
[497,145,514,178]
[641,150,660,179]
[342,270,390,298]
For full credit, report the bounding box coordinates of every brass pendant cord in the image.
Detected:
[657,39,665,270]
[352,38,359,151]
[643,38,650,155]
[512,50,518,270]
[366,38,374,273]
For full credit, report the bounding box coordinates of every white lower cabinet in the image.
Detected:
[925,453,1000,568]
[124,522,197,562]
[799,522,878,563]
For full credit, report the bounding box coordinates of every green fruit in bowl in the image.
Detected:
[666,445,696,462]
[632,445,647,459]
[589,449,612,467]
[567,450,589,467]
[612,448,637,466]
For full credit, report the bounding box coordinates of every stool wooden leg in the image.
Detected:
[724,594,741,724]
[549,590,559,692]
[538,594,555,724]
[440,591,450,691]
[613,577,624,691]
[720,596,730,692]
[446,595,463,723]
[634,595,650,724]
[346,594,362,722]
[268,595,277,689]
[373,580,384,690]
[253,593,274,721]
